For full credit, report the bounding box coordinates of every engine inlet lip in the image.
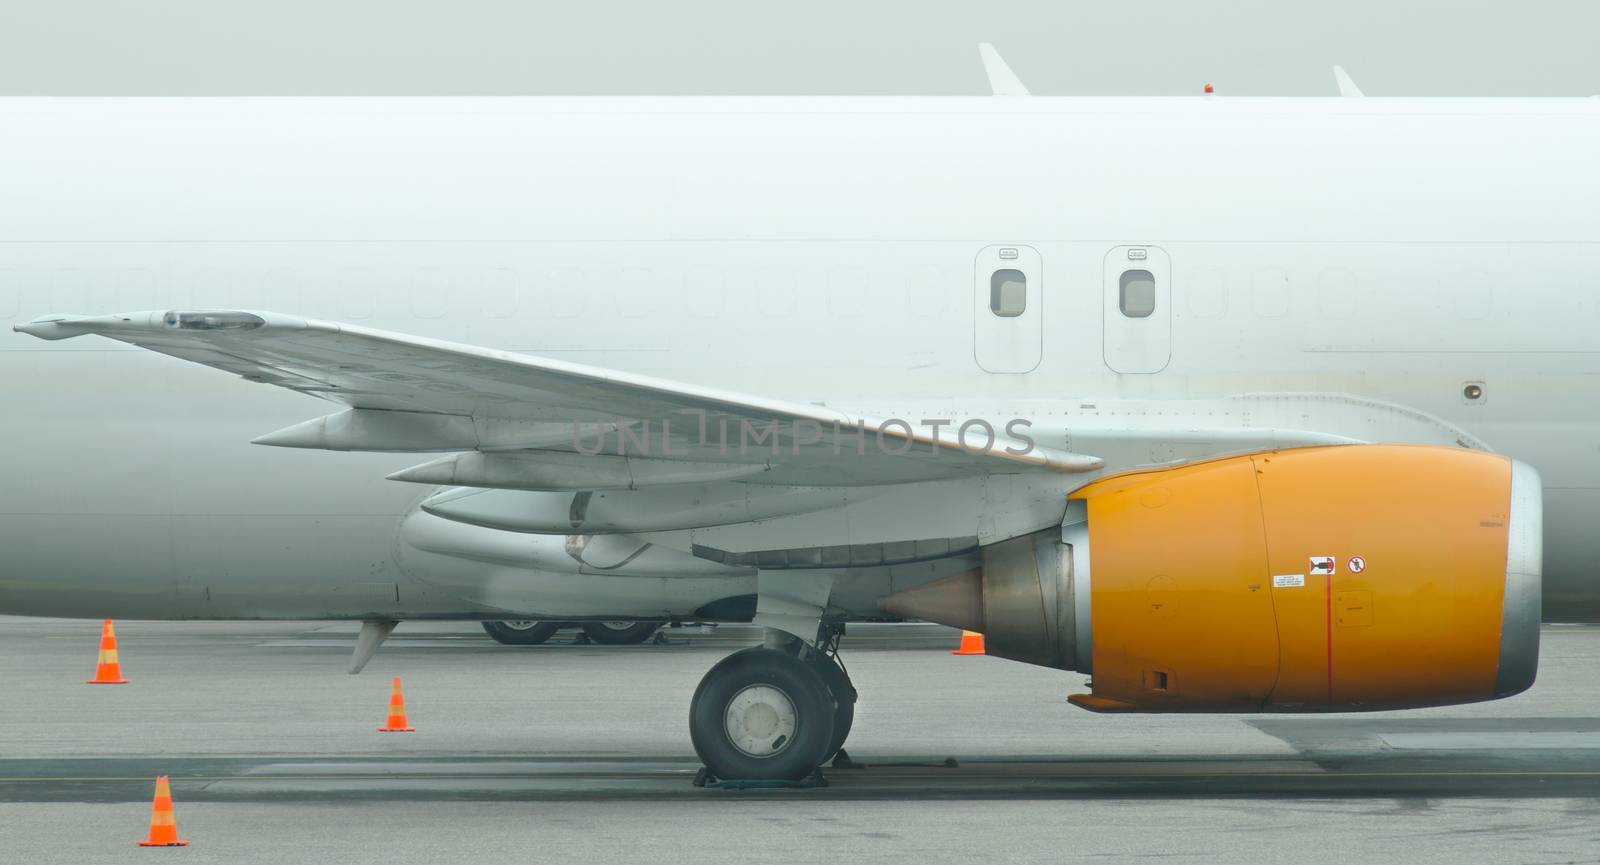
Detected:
[1495,459,1543,698]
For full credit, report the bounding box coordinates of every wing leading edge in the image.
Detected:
[15,309,1103,488]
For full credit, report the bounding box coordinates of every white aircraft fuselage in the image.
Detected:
[2,95,1597,622]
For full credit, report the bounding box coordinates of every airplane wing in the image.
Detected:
[15,310,1102,489]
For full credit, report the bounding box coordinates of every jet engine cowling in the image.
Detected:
[882,445,1542,712]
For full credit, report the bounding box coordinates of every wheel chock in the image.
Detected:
[830,749,864,770]
[692,766,828,790]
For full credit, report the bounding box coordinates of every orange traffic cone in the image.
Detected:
[951,630,986,655]
[136,776,189,847]
[87,619,129,684]
[378,676,415,732]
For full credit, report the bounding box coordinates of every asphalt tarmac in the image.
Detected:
[2,617,1598,864]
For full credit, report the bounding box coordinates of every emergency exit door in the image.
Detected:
[1103,245,1171,374]
[974,244,1042,373]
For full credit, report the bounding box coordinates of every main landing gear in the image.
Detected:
[689,626,856,782]
[480,620,665,646]
[481,620,561,645]
[579,621,663,645]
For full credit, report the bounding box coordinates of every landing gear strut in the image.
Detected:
[689,625,856,782]
[811,624,856,765]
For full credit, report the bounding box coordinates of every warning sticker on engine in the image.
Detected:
[1309,556,1336,575]
[1272,574,1306,588]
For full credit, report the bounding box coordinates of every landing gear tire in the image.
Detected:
[481,620,561,645]
[580,621,663,645]
[690,647,837,781]
[811,653,857,762]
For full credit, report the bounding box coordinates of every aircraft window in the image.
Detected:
[1120,269,1156,318]
[990,269,1026,317]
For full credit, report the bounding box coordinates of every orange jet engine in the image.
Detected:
[882,445,1542,712]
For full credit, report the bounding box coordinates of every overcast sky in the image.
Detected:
[1,0,1597,96]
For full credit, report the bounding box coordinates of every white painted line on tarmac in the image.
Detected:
[1380,732,1600,750]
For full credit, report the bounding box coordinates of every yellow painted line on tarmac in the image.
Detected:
[0,774,689,783]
